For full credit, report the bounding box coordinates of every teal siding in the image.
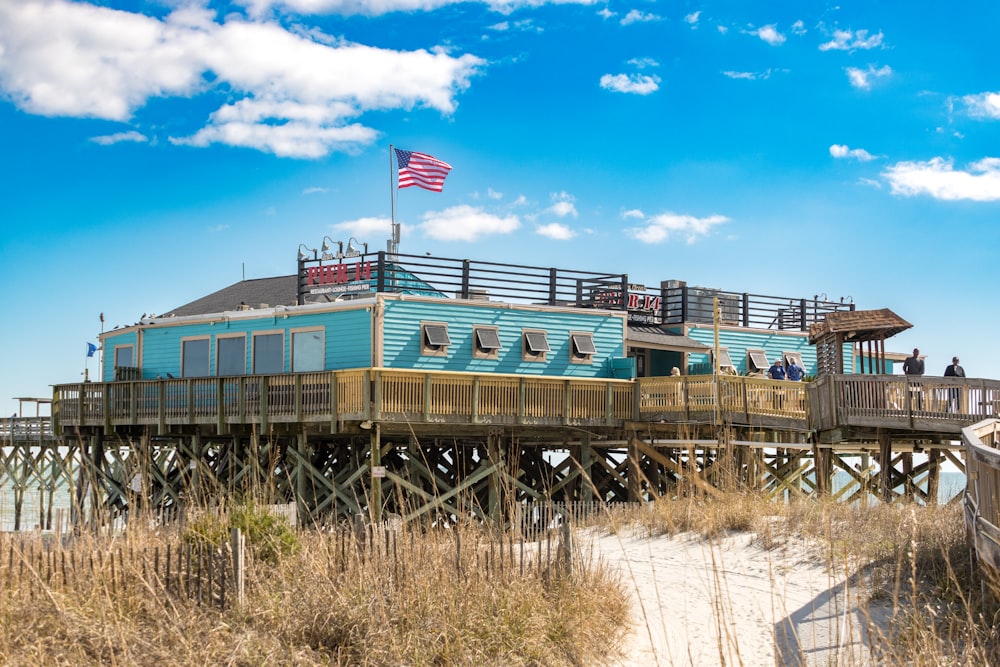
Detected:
[114,306,373,379]
[681,326,850,377]
[381,300,626,378]
[101,329,139,381]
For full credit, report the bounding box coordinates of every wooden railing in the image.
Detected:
[52,371,1000,435]
[810,375,1000,432]
[53,369,634,431]
[637,375,807,423]
[0,416,54,441]
[962,420,1000,581]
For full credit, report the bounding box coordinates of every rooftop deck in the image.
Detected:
[297,252,855,329]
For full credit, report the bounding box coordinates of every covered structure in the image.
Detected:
[809,308,912,375]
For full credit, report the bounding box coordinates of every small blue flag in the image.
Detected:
[87,342,97,358]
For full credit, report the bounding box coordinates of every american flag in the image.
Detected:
[395,148,452,192]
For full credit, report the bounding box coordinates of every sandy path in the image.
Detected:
[582,528,872,667]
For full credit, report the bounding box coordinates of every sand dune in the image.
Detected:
[583,528,871,666]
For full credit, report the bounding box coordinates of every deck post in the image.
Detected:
[370,424,382,523]
[927,447,941,505]
[296,432,309,526]
[627,437,640,501]
[487,431,501,523]
[878,429,892,502]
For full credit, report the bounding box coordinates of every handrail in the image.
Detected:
[962,420,1000,580]
[52,369,635,431]
[52,371,1000,435]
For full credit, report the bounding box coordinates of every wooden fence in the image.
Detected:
[963,419,1000,585]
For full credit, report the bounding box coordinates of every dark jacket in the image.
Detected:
[944,364,965,378]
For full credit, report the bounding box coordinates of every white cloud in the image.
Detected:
[488,21,509,31]
[625,212,729,244]
[419,205,520,241]
[622,208,644,219]
[684,11,700,26]
[0,1,484,158]
[883,157,1000,201]
[600,73,660,95]
[487,187,503,199]
[597,7,614,20]
[546,191,578,218]
[829,144,876,161]
[239,0,601,17]
[791,20,806,36]
[89,130,148,145]
[717,25,728,35]
[628,57,659,69]
[330,216,395,239]
[819,28,884,51]
[753,24,786,46]
[620,10,659,26]
[302,186,328,194]
[722,69,774,81]
[963,92,1000,119]
[846,64,891,90]
[537,223,576,240]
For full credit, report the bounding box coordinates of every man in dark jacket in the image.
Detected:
[944,356,965,412]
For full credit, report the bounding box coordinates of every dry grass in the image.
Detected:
[0,514,630,666]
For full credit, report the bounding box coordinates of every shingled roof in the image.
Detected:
[163,276,299,317]
[808,308,912,344]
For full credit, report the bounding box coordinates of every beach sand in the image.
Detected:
[584,528,872,667]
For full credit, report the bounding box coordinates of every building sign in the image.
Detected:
[371,465,386,478]
[299,259,375,302]
[591,287,662,324]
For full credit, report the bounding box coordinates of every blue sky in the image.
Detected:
[2,0,1000,415]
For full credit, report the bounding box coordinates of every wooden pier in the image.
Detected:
[3,371,982,530]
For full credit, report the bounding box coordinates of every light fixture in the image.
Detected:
[298,243,316,262]
[345,237,368,258]
[321,236,344,260]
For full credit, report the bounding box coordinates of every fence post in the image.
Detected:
[230,527,245,609]
[560,509,573,575]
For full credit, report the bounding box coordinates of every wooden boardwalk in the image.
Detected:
[1,373,989,530]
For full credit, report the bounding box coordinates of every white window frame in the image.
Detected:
[181,336,211,378]
[747,348,769,373]
[291,327,325,372]
[216,334,247,376]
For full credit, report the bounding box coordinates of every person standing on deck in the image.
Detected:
[768,358,786,380]
[944,356,965,412]
[903,348,925,410]
[944,357,965,378]
[903,348,924,376]
[786,358,806,381]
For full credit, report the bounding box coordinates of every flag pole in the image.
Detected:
[389,144,398,258]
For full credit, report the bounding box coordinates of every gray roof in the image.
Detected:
[164,276,298,317]
[626,325,709,353]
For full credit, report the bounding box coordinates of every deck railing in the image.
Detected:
[636,375,807,423]
[811,375,1000,432]
[53,369,635,431]
[0,416,54,441]
[962,420,1000,581]
[52,371,1000,435]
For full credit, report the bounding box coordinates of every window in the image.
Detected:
[747,348,769,373]
[570,332,596,364]
[473,326,501,360]
[522,330,549,362]
[292,329,325,372]
[217,335,246,376]
[114,345,134,368]
[713,347,735,372]
[253,332,284,374]
[783,351,804,367]
[421,322,451,357]
[181,338,210,377]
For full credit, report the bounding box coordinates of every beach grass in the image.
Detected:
[1,493,999,665]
